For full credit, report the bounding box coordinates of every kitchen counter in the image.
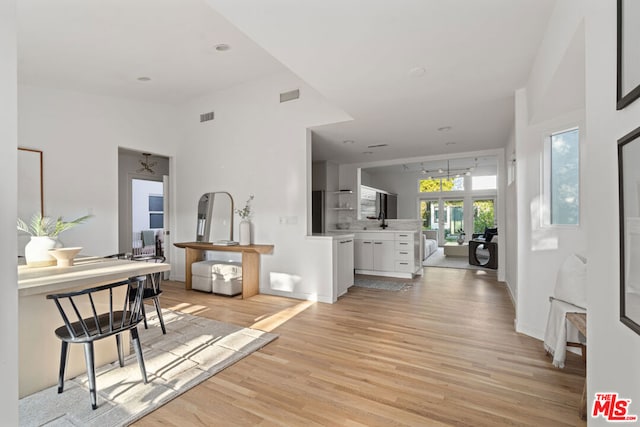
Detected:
[309,232,355,239]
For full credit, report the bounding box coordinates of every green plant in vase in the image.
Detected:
[18,213,92,267]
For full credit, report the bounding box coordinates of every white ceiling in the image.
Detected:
[18,0,558,164]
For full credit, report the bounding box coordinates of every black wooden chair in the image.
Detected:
[46,277,148,410]
[130,255,167,334]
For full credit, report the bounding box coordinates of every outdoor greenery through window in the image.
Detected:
[420,200,439,230]
[473,199,495,233]
[550,128,579,225]
[419,177,464,192]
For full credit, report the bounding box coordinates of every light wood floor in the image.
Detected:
[134,267,586,427]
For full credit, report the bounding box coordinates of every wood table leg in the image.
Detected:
[579,343,587,419]
[184,248,203,290]
[242,251,260,299]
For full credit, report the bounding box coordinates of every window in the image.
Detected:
[548,128,579,225]
[420,200,439,230]
[149,195,163,211]
[149,213,163,229]
[148,194,164,229]
[473,199,495,233]
[472,175,497,190]
[419,176,464,192]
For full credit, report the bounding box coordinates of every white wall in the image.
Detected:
[174,71,350,303]
[514,1,587,340]
[17,85,180,258]
[586,0,640,422]
[504,127,518,304]
[0,0,19,421]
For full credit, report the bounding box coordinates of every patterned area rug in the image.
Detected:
[353,277,413,291]
[19,308,278,427]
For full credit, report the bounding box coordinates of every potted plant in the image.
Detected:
[17,213,92,267]
[456,228,466,245]
[234,195,254,246]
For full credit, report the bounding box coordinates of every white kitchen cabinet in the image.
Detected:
[353,230,420,278]
[372,240,395,271]
[354,239,373,270]
[336,237,354,297]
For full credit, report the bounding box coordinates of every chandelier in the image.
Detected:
[138,153,157,174]
[420,160,474,180]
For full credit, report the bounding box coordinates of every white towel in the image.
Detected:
[543,298,586,368]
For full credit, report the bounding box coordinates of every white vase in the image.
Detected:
[239,220,251,246]
[457,234,465,245]
[25,236,60,267]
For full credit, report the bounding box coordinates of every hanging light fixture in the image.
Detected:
[420,159,474,179]
[137,153,157,174]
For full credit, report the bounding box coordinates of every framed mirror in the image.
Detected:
[196,192,234,243]
[17,148,44,257]
[618,125,640,335]
[617,0,640,110]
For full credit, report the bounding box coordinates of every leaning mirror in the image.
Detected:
[618,125,640,335]
[196,192,234,243]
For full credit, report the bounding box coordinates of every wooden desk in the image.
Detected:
[566,312,587,419]
[18,257,171,397]
[173,242,274,299]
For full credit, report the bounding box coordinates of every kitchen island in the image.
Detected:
[18,257,170,397]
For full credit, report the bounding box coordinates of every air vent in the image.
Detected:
[367,144,388,148]
[279,89,300,103]
[200,111,215,122]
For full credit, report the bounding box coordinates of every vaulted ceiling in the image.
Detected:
[18,0,558,164]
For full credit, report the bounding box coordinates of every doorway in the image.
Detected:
[117,148,170,268]
[419,198,465,245]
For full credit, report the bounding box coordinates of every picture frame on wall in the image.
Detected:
[618,125,640,335]
[617,0,640,110]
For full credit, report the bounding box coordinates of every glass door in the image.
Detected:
[473,198,496,235]
[443,199,464,243]
[419,199,440,232]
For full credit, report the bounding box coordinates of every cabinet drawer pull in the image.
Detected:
[374,242,383,245]
[399,262,408,265]
[340,240,352,244]
[399,234,408,237]
[398,242,408,246]
[399,251,408,255]
[363,241,372,244]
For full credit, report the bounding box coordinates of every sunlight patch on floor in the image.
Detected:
[167,302,210,316]
[251,300,315,332]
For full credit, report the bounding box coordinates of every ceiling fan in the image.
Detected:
[138,153,157,174]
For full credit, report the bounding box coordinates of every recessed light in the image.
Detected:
[214,43,231,52]
[137,77,151,82]
[408,67,426,77]
[446,141,456,146]
[438,126,452,132]
[343,140,355,144]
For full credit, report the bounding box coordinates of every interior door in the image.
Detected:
[162,175,170,279]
